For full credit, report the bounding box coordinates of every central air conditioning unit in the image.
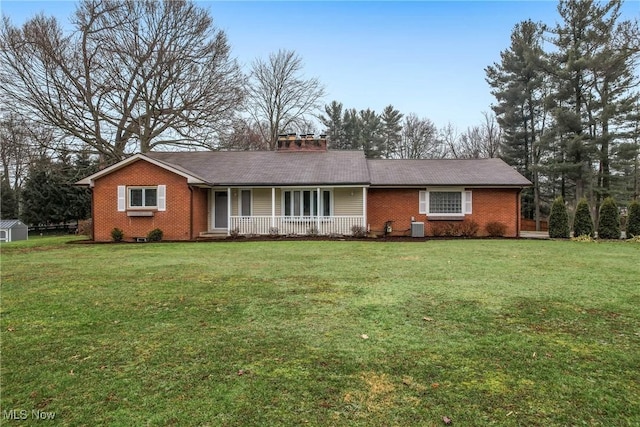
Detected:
[411,222,425,238]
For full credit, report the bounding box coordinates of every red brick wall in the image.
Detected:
[92,160,207,241]
[192,187,209,236]
[367,188,521,237]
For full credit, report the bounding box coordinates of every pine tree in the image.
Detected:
[380,105,403,159]
[626,199,640,237]
[597,196,621,239]
[342,108,361,151]
[319,101,345,149]
[358,109,384,159]
[572,197,594,237]
[549,196,570,238]
[0,174,18,219]
[485,19,548,228]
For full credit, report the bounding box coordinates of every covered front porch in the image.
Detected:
[205,186,367,236]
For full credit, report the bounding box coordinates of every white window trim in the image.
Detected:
[281,188,333,217]
[238,189,252,217]
[127,186,165,210]
[419,188,472,216]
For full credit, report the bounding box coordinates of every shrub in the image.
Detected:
[111,227,124,242]
[572,198,594,238]
[485,221,507,237]
[446,223,464,237]
[306,226,319,236]
[627,200,640,238]
[229,227,240,239]
[571,235,595,243]
[77,219,92,238]
[351,225,366,238]
[268,227,279,237]
[458,220,479,237]
[147,228,163,242]
[549,196,569,238]
[597,197,620,239]
[430,223,446,237]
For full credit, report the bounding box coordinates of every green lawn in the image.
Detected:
[1,237,639,426]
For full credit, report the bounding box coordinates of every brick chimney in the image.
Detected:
[277,133,328,151]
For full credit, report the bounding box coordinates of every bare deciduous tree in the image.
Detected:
[248,49,325,150]
[397,114,444,159]
[0,114,52,191]
[1,0,245,164]
[444,112,502,159]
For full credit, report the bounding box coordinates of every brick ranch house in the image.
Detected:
[76,135,531,241]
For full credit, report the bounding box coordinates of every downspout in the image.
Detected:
[90,186,95,241]
[189,185,194,240]
[516,188,522,238]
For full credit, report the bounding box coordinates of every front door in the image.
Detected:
[214,191,228,229]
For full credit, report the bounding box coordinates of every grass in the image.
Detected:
[1,237,639,426]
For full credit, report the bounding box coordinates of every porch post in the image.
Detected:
[227,187,232,236]
[271,187,276,228]
[316,187,321,232]
[362,187,367,229]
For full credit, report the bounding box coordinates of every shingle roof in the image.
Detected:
[0,219,27,229]
[146,151,370,186]
[366,158,532,187]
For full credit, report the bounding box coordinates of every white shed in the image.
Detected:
[0,219,29,242]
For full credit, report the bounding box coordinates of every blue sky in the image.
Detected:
[2,1,639,131]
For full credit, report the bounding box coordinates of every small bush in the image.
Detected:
[443,223,461,237]
[229,227,240,239]
[627,200,640,238]
[458,220,479,237]
[351,225,366,238]
[77,219,92,238]
[597,197,620,239]
[430,223,447,237]
[485,221,507,237]
[111,227,124,242]
[147,228,163,242]
[572,198,594,238]
[268,227,279,237]
[571,235,595,243]
[306,226,319,236]
[549,196,570,238]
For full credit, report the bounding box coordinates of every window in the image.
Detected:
[129,187,157,208]
[430,192,461,214]
[118,185,166,211]
[240,190,251,216]
[419,189,472,216]
[283,189,332,217]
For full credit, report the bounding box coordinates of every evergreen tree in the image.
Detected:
[1,174,18,218]
[320,101,345,149]
[572,197,594,237]
[21,157,66,226]
[549,196,570,238]
[342,108,361,151]
[358,109,384,159]
[20,154,95,226]
[380,105,403,158]
[485,19,548,227]
[625,199,640,237]
[597,196,621,239]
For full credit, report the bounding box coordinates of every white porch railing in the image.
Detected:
[229,216,365,236]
